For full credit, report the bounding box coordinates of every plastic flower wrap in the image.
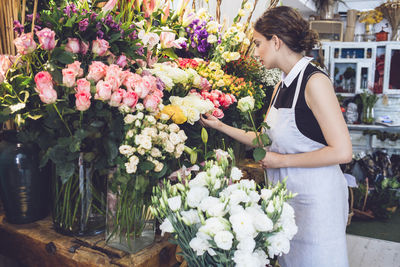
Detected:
[151,149,297,267]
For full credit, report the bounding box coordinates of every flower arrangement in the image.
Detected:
[151,149,297,266]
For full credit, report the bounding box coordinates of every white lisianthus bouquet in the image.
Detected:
[107,103,188,250]
[151,149,297,267]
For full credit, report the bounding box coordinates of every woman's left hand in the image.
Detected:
[259,151,284,169]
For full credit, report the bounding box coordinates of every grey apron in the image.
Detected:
[265,62,349,267]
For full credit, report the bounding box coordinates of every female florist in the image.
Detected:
[1,0,390,267]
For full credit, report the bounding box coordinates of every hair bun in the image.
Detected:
[300,29,319,51]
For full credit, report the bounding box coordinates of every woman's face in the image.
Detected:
[253,30,276,69]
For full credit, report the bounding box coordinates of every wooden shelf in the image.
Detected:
[0,210,177,267]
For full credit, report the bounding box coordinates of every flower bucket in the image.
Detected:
[52,153,107,236]
[106,174,155,253]
[0,131,50,224]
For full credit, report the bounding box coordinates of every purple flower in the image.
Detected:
[96,22,102,30]
[129,31,137,40]
[156,77,165,91]
[79,18,89,32]
[82,9,88,15]
[63,3,77,17]
[13,20,24,35]
[137,46,144,56]
[90,12,98,21]
[26,13,40,23]
[34,25,42,31]
[97,30,104,39]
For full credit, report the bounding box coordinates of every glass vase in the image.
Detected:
[52,153,107,236]
[0,131,50,224]
[106,175,155,253]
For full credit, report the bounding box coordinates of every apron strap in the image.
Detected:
[291,65,307,109]
[265,81,282,121]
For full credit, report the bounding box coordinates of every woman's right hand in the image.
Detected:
[200,113,223,129]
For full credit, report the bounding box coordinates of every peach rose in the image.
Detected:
[92,38,110,56]
[80,41,89,55]
[36,28,56,50]
[65,38,80,53]
[34,71,53,92]
[122,91,139,108]
[62,68,77,87]
[87,61,107,82]
[95,80,113,101]
[14,33,37,55]
[212,108,224,119]
[76,78,91,93]
[143,94,160,112]
[39,87,57,104]
[75,89,92,111]
[67,61,84,77]
[109,88,126,107]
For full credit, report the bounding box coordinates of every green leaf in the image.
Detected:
[109,33,122,43]
[54,50,75,65]
[260,122,270,129]
[162,48,178,60]
[252,137,259,147]
[260,133,270,146]
[253,147,266,162]
[57,162,76,184]
[139,161,155,172]
[69,139,81,153]
[154,164,168,179]
[27,114,43,120]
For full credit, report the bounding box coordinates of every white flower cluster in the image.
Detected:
[148,63,202,91]
[260,67,282,87]
[119,105,188,174]
[169,93,215,125]
[151,150,297,267]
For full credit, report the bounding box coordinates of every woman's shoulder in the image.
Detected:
[304,62,329,82]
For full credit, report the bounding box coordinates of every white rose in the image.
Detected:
[137,147,146,155]
[199,196,226,217]
[243,38,250,46]
[253,249,270,267]
[140,136,152,150]
[154,162,164,172]
[246,206,273,232]
[216,79,225,87]
[167,196,182,212]
[187,186,209,208]
[137,112,144,120]
[168,123,180,133]
[185,107,200,125]
[214,231,233,250]
[231,167,243,181]
[126,129,135,138]
[229,189,250,205]
[135,120,141,128]
[119,145,134,156]
[124,114,136,124]
[229,52,240,61]
[189,233,211,256]
[146,115,156,124]
[233,250,263,267]
[237,96,255,112]
[177,130,187,142]
[207,34,218,43]
[169,132,181,145]
[136,103,144,111]
[160,113,170,121]
[199,217,229,237]
[165,140,175,153]
[160,218,174,236]
[150,147,162,158]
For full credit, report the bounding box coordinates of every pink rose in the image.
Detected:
[75,89,92,111]
[14,33,37,55]
[122,91,139,108]
[0,72,5,84]
[219,94,234,108]
[36,28,56,50]
[34,71,53,92]
[143,94,160,112]
[62,68,77,87]
[80,41,89,55]
[39,87,57,104]
[120,70,132,84]
[123,73,142,91]
[95,80,113,101]
[105,76,121,91]
[212,108,224,119]
[109,88,126,107]
[92,38,110,56]
[152,89,164,99]
[87,61,107,82]
[116,55,128,68]
[135,79,152,99]
[67,61,84,77]
[65,38,80,53]
[200,77,211,91]
[76,78,91,93]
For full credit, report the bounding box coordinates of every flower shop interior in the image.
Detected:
[0,0,399,266]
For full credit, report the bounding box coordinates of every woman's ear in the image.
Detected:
[271,35,281,51]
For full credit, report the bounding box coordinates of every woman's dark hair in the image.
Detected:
[255,6,319,53]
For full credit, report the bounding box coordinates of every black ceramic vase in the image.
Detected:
[0,131,50,224]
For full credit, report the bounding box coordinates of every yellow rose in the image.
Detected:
[161,105,187,124]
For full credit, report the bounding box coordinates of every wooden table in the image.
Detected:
[0,209,178,267]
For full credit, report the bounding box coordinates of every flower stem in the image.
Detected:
[53,103,72,136]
